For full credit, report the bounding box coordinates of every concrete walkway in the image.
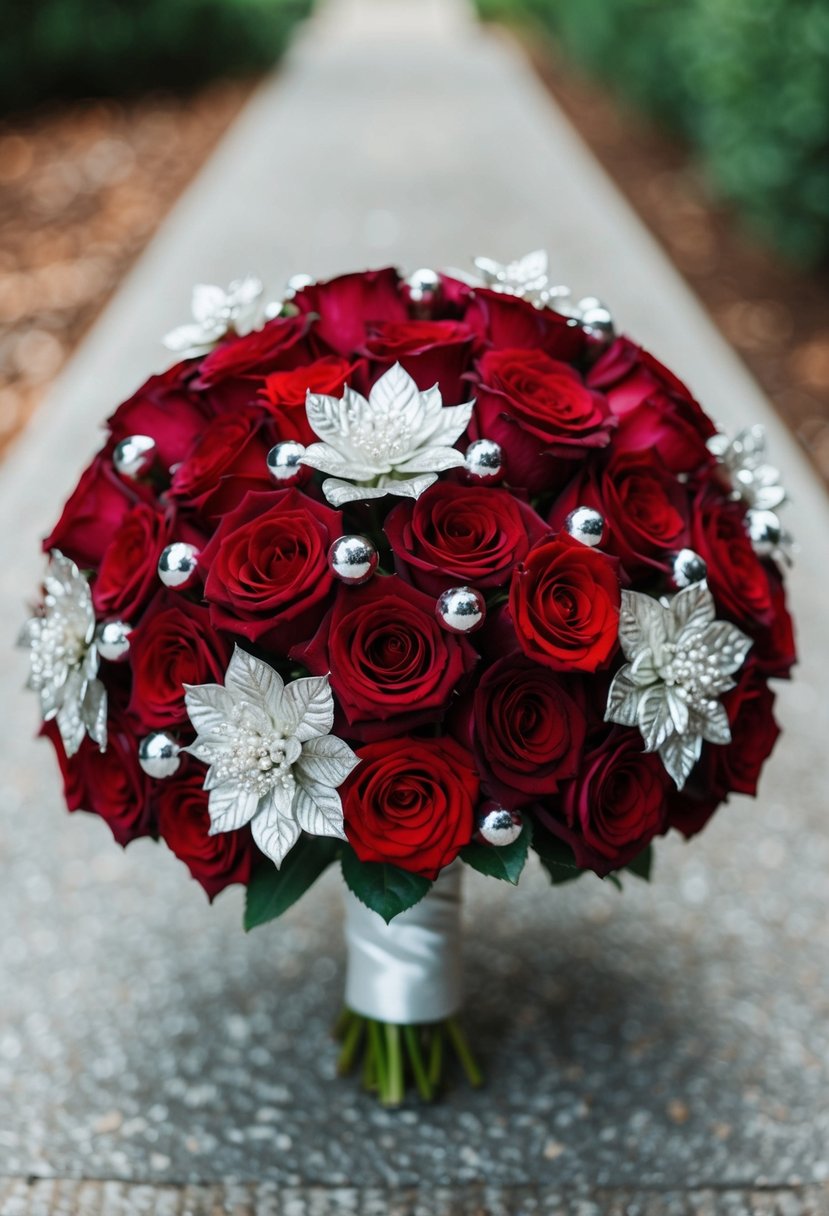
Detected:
[2,1,828,1212]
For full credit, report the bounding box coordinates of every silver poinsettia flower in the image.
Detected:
[605,581,752,790]
[301,362,474,508]
[184,646,359,867]
[19,550,107,757]
[473,249,553,298]
[708,424,787,512]
[163,275,263,357]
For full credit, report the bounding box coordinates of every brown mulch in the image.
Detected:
[515,32,829,488]
[0,80,254,458]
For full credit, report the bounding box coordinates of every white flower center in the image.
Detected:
[656,638,730,713]
[30,615,88,688]
[212,706,295,799]
[346,398,413,469]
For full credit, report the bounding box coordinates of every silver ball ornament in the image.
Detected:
[113,434,156,480]
[464,438,503,482]
[267,441,306,484]
[746,508,782,557]
[577,296,615,341]
[477,805,524,847]
[669,548,707,590]
[138,731,181,780]
[328,534,379,585]
[564,506,605,547]
[285,272,314,298]
[405,267,441,308]
[95,619,132,662]
[157,542,200,590]
[435,585,486,634]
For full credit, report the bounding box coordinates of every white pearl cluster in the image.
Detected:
[208,705,297,800]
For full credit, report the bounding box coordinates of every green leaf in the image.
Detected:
[625,844,654,882]
[244,836,340,931]
[532,823,583,886]
[340,847,432,923]
[460,816,532,885]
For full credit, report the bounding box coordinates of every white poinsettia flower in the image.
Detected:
[300,362,474,508]
[708,424,788,513]
[184,647,359,867]
[605,581,752,790]
[163,275,264,357]
[19,550,107,757]
[473,249,551,297]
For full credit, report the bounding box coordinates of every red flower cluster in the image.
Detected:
[41,265,794,896]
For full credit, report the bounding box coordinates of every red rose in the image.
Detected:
[587,338,715,474]
[363,319,475,402]
[155,762,254,901]
[510,535,620,671]
[295,575,477,741]
[128,593,230,730]
[293,267,408,355]
[202,488,341,651]
[108,363,214,472]
[758,570,796,679]
[193,314,313,390]
[385,482,549,596]
[467,655,586,808]
[461,289,586,362]
[550,450,689,577]
[473,348,613,491]
[42,705,154,847]
[169,408,273,520]
[260,355,363,445]
[93,503,203,623]
[667,665,781,838]
[343,735,478,879]
[43,447,138,568]
[690,486,774,632]
[540,728,669,875]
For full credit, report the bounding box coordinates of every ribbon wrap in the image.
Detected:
[343,864,462,1024]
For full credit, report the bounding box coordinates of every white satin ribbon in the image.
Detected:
[343,864,463,1024]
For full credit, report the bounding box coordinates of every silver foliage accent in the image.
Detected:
[301,362,473,507]
[708,424,788,513]
[184,647,359,867]
[20,550,107,757]
[604,581,752,790]
[471,250,613,334]
[163,275,264,357]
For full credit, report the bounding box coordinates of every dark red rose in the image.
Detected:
[202,489,341,651]
[667,665,781,838]
[510,535,620,671]
[343,735,478,879]
[588,338,716,474]
[294,575,477,741]
[363,319,475,402]
[108,363,214,472]
[540,728,669,875]
[128,593,230,730]
[757,570,796,679]
[169,408,273,520]
[42,706,154,847]
[293,267,408,355]
[690,485,774,633]
[385,482,549,596]
[467,655,586,808]
[92,503,203,623]
[461,289,586,362]
[43,447,138,568]
[472,348,613,491]
[155,762,254,901]
[259,355,363,445]
[193,314,314,390]
[550,450,689,576]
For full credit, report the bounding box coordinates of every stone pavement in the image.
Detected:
[2,0,829,1212]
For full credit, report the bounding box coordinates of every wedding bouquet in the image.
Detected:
[21,253,795,1105]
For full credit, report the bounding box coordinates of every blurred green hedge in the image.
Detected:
[0,0,313,113]
[476,0,829,266]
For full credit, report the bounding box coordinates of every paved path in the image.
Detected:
[1,1,828,1212]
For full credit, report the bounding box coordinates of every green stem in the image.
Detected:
[446,1017,484,1088]
[384,1022,404,1107]
[336,1012,364,1075]
[368,1019,388,1098]
[332,1005,353,1040]
[428,1024,444,1091]
[403,1025,433,1102]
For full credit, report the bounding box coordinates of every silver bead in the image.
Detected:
[464,438,503,482]
[285,273,314,298]
[405,267,441,307]
[95,619,132,662]
[669,548,707,590]
[477,805,523,847]
[746,508,782,557]
[157,542,200,590]
[267,441,306,484]
[564,506,605,547]
[435,585,486,634]
[138,731,181,779]
[577,296,615,341]
[328,534,379,585]
[113,434,156,480]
